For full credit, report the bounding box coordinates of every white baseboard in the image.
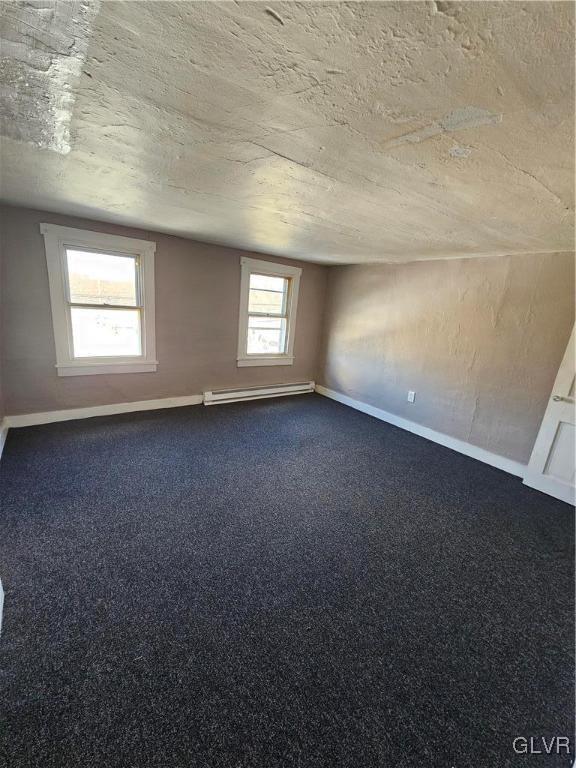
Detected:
[315,384,526,478]
[5,395,203,428]
[0,419,8,461]
[523,471,575,506]
[2,388,527,481]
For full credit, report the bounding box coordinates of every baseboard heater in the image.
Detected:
[203,381,315,405]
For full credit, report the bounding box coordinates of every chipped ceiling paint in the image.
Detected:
[449,145,473,159]
[382,106,502,148]
[0,0,100,154]
[0,0,574,264]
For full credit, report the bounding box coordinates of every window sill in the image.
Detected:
[237,356,294,367]
[57,361,158,377]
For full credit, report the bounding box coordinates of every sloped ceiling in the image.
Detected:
[0,0,574,264]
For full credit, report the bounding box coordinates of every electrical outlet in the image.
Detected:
[407,390,416,403]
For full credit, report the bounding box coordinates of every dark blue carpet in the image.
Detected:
[0,394,573,767]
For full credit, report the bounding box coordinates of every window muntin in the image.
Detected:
[64,248,142,358]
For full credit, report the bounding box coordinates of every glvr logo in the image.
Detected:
[513,736,571,755]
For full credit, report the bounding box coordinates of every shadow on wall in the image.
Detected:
[321,253,575,464]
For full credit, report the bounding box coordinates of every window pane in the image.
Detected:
[71,307,141,358]
[248,289,285,315]
[250,274,286,291]
[248,273,287,314]
[66,249,138,306]
[247,316,287,355]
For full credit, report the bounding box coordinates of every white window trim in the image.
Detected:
[40,223,157,376]
[237,257,301,367]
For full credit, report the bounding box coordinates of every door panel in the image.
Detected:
[524,326,575,505]
[544,422,575,483]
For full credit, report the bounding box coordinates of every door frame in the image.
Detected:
[523,325,575,505]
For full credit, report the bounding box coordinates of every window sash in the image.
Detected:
[247,315,287,355]
[69,306,143,359]
[248,276,289,317]
[67,302,143,311]
[246,276,290,335]
[246,307,289,354]
[63,246,143,309]
[67,306,144,360]
[247,310,289,319]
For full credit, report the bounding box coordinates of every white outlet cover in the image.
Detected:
[407,391,416,403]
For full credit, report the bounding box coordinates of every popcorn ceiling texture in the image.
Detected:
[0,1,573,263]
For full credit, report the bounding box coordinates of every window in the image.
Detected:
[237,257,301,366]
[41,224,157,376]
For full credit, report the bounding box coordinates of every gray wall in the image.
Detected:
[2,203,574,468]
[0,206,328,415]
[320,254,575,464]
[0,222,4,423]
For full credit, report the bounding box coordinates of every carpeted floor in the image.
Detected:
[0,394,573,768]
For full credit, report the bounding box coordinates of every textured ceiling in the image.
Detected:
[0,0,574,264]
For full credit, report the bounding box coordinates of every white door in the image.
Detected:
[524,325,575,505]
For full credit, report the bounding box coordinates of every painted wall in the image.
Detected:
[320,254,575,464]
[2,203,573,467]
[0,230,4,423]
[0,206,328,415]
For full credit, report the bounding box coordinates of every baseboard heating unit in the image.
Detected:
[203,381,315,405]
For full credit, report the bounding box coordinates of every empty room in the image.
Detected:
[0,1,574,766]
